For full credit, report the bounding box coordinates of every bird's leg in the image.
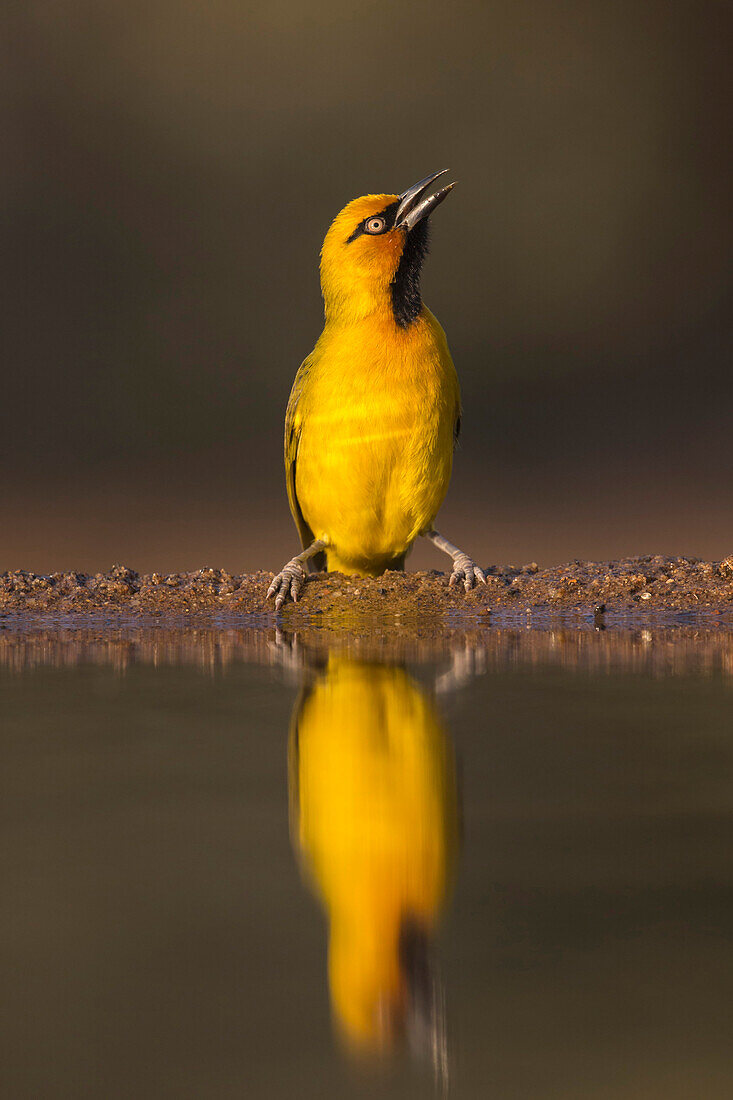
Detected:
[267,539,329,611]
[422,529,486,592]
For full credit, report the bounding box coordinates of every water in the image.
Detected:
[2,621,732,1098]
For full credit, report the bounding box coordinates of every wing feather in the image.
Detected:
[284,356,326,571]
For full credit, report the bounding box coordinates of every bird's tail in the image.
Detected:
[324,550,407,576]
[306,549,327,574]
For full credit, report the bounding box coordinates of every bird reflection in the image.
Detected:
[288,655,459,1074]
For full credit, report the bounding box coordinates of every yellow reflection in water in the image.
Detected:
[289,655,458,1066]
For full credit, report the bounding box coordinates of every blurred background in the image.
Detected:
[3,0,731,574]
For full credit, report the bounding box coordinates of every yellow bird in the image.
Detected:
[289,655,458,1060]
[268,170,485,609]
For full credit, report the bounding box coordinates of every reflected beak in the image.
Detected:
[399,917,444,1069]
[393,169,456,231]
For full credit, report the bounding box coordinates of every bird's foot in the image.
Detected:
[267,558,308,611]
[448,552,487,592]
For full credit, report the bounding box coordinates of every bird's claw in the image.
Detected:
[267,559,307,611]
[448,553,487,592]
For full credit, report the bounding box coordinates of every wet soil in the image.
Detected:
[2,556,733,619]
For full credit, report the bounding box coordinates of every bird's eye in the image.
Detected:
[364,216,386,234]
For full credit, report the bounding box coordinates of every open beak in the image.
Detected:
[394,169,456,231]
[399,917,445,1072]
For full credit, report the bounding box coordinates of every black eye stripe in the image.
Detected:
[345,199,400,243]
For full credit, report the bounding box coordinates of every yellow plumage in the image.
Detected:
[289,656,457,1052]
[287,306,458,575]
[270,172,485,606]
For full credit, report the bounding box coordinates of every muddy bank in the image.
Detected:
[2,556,733,618]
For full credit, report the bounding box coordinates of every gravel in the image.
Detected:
[1,556,732,617]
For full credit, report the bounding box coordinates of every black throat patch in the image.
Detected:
[345,200,429,327]
[391,219,429,328]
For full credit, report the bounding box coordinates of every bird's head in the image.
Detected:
[319,170,455,328]
[329,913,445,1067]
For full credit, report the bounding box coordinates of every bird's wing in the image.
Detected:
[285,356,324,567]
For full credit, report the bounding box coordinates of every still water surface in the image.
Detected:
[2,623,732,1098]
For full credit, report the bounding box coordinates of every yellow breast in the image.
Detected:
[293,308,459,575]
